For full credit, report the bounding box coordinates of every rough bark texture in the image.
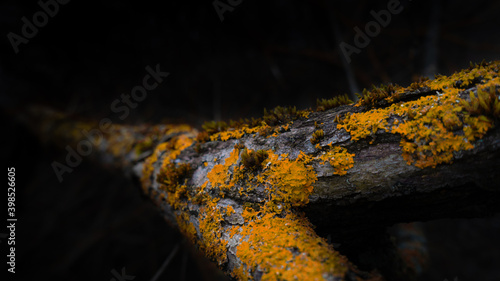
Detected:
[19,61,500,280]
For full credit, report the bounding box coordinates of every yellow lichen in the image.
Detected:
[206,147,317,207]
[141,130,194,203]
[337,109,389,142]
[207,147,241,191]
[338,61,500,168]
[141,61,500,280]
[233,209,348,280]
[198,198,228,265]
[225,205,235,216]
[263,151,317,207]
[210,129,245,141]
[319,146,355,176]
[140,145,159,191]
[175,212,197,245]
[193,147,354,279]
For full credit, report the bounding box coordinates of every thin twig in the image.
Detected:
[149,243,180,281]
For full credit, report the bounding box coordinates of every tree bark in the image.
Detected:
[19,61,500,280]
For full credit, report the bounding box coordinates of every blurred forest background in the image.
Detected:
[1,0,499,280]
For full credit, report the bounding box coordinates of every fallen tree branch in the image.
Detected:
[19,61,500,280]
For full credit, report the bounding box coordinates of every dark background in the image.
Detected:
[1,0,499,280]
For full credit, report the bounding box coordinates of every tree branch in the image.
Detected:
[19,61,500,280]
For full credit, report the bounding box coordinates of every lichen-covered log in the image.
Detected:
[19,61,500,280]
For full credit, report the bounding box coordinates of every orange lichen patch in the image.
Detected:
[281,123,291,131]
[198,198,228,265]
[165,135,194,162]
[207,147,241,191]
[233,210,348,280]
[196,157,344,279]
[225,205,235,216]
[262,151,317,207]
[231,265,249,281]
[140,142,167,191]
[391,96,481,168]
[165,185,189,210]
[228,224,242,240]
[157,164,192,210]
[210,129,245,141]
[208,125,270,141]
[158,134,194,174]
[242,206,258,221]
[319,146,355,176]
[207,148,317,208]
[339,61,500,169]
[135,124,194,155]
[429,61,497,91]
[142,132,194,192]
[141,154,158,191]
[296,151,314,164]
[175,212,197,245]
[337,109,389,141]
[211,150,319,210]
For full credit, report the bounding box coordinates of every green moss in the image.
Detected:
[408,77,430,91]
[196,131,210,143]
[357,83,402,107]
[316,94,352,111]
[241,149,269,171]
[263,105,299,126]
[157,162,192,193]
[202,120,228,135]
[310,129,325,145]
[461,86,500,119]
